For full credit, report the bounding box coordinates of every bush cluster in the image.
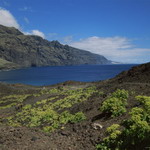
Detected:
[97,95,150,150]
[101,89,129,117]
[96,124,122,150]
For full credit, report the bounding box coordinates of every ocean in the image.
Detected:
[0,64,137,86]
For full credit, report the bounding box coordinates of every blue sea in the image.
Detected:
[0,64,137,86]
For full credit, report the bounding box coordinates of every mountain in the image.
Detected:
[0,25,111,70]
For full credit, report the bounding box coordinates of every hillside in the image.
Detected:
[0,62,150,150]
[0,25,111,70]
[114,62,150,83]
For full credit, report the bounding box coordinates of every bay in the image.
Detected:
[0,64,137,86]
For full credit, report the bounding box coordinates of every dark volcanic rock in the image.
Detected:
[0,25,111,70]
[114,62,150,83]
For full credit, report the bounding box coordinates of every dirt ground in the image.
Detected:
[0,62,150,150]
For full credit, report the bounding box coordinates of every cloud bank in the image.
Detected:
[70,36,150,63]
[0,8,20,29]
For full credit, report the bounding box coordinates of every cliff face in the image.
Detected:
[0,25,111,70]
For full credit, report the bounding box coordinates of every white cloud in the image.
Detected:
[32,30,45,39]
[70,36,150,63]
[25,30,45,39]
[0,8,45,39]
[0,8,20,29]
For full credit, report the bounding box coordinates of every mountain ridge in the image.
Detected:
[0,25,111,70]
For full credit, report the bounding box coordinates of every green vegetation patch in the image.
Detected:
[7,104,86,132]
[101,89,129,117]
[2,86,99,132]
[96,124,122,150]
[97,95,150,150]
[0,94,30,109]
[36,86,101,111]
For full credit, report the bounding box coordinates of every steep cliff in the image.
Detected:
[0,25,111,70]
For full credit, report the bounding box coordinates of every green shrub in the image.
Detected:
[59,111,73,124]
[96,124,122,150]
[97,95,150,150]
[123,96,150,143]
[59,111,86,124]
[112,89,129,101]
[101,89,128,117]
[136,96,150,117]
[70,112,86,123]
[101,97,127,117]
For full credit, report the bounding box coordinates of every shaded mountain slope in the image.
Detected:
[0,25,111,70]
[0,63,149,150]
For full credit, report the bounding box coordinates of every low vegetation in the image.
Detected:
[0,86,101,132]
[101,89,129,117]
[0,83,149,150]
[97,95,150,150]
[0,94,31,109]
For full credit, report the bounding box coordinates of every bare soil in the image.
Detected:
[0,62,150,150]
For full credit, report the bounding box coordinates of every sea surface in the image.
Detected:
[0,64,137,86]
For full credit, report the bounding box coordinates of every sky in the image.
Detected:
[0,0,150,63]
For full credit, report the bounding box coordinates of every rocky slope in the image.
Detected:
[111,62,150,83]
[0,25,111,70]
[0,62,149,150]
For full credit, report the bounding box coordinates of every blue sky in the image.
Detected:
[0,0,150,63]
